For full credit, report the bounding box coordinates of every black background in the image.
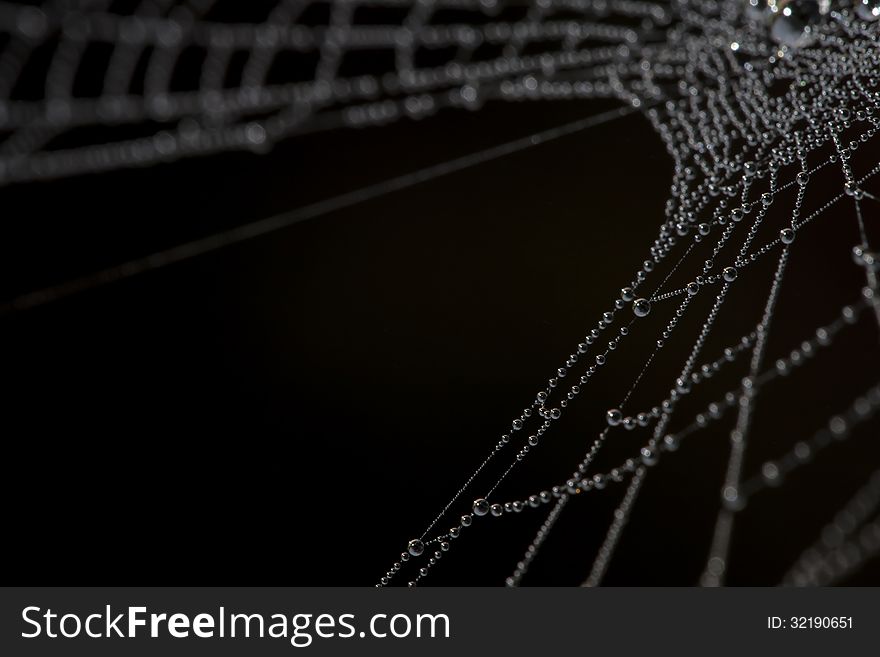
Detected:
[2,93,880,586]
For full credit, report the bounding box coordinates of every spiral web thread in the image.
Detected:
[2,1,880,586]
[0,0,665,183]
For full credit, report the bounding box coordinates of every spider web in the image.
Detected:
[0,0,664,183]
[2,0,880,587]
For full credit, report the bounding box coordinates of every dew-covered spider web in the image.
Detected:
[2,0,880,586]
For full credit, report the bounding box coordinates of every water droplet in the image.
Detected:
[770,0,826,48]
[633,298,651,317]
[856,0,880,20]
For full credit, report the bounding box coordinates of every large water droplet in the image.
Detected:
[856,0,880,20]
[770,0,828,48]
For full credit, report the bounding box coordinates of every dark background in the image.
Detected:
[2,95,879,586]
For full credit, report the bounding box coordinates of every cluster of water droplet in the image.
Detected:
[377,0,880,587]
[0,0,876,588]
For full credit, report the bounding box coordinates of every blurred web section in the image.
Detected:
[0,0,666,184]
